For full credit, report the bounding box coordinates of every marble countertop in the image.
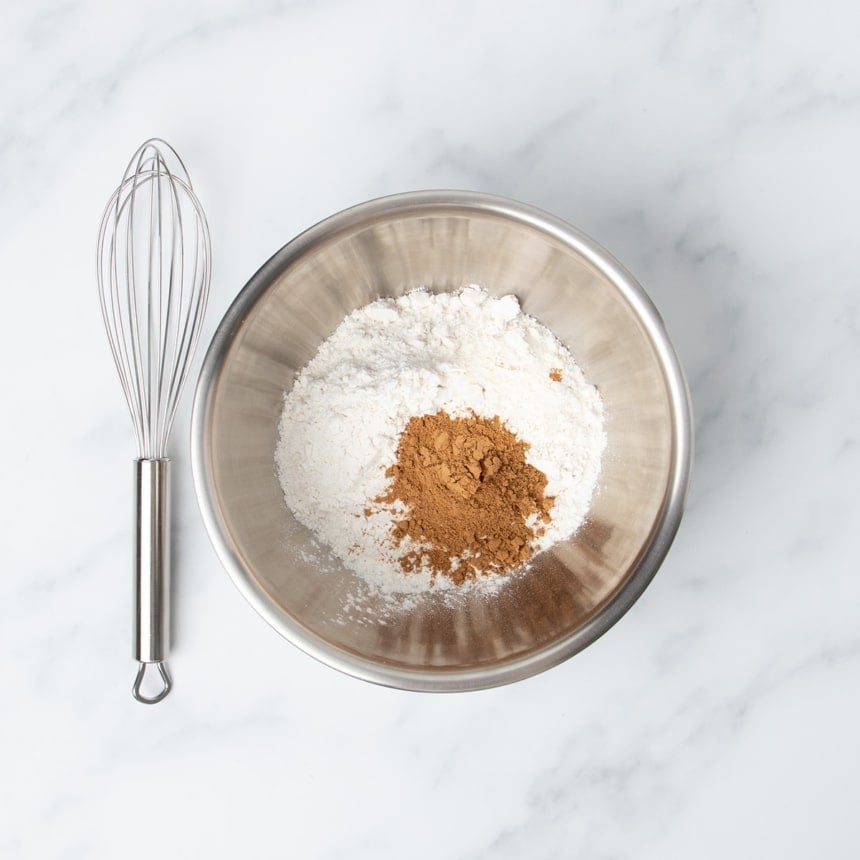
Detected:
[3,1,859,857]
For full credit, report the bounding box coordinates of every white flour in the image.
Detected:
[275,286,606,595]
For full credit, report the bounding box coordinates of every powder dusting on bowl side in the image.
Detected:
[275,285,606,597]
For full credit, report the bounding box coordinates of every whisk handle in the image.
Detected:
[132,458,172,704]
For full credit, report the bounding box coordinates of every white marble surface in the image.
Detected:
[3,0,859,856]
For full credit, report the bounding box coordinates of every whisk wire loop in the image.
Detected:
[97,139,211,460]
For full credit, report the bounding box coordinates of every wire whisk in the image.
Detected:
[97,139,211,703]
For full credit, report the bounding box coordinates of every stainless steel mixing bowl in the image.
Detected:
[191,191,692,691]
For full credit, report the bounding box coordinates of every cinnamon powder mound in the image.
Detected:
[376,411,554,584]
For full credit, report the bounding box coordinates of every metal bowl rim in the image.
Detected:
[190,189,693,692]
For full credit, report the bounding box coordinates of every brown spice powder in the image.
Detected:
[549,367,563,382]
[375,410,554,584]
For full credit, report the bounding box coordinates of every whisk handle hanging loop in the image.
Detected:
[132,458,172,703]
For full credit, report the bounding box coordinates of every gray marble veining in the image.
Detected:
[1,0,858,857]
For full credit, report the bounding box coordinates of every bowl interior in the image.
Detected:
[194,196,687,689]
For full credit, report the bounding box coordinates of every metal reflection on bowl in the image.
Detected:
[191,191,692,691]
